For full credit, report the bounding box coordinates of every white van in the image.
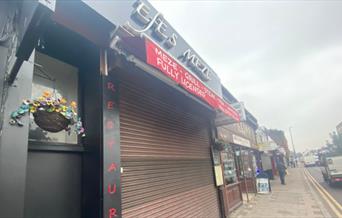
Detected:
[321,155,342,186]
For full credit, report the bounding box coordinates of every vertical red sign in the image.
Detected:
[103,76,121,217]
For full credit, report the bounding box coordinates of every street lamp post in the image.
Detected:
[289,127,297,167]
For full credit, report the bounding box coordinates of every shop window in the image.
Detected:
[221,150,238,184]
[29,52,79,144]
[239,150,254,178]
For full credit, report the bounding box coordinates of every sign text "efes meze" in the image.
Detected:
[124,1,211,81]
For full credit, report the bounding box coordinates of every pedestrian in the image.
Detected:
[290,160,295,168]
[277,160,287,185]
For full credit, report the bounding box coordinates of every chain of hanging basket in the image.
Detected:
[9,63,85,136]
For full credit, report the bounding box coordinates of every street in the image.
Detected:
[306,166,342,206]
[1,1,342,217]
[230,167,342,218]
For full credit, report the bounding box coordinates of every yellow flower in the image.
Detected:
[60,98,67,104]
[42,91,51,98]
[61,105,67,112]
[70,101,77,108]
[30,107,36,113]
[38,97,45,102]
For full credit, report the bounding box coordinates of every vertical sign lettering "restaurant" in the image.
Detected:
[102,75,121,218]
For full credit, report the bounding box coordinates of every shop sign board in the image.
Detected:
[144,39,240,121]
[257,141,278,152]
[232,134,251,148]
[217,126,232,143]
[113,36,239,121]
[102,75,121,218]
[256,178,270,194]
[214,165,224,187]
[80,0,240,121]
[82,0,223,96]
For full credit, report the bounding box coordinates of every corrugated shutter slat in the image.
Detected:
[120,82,220,218]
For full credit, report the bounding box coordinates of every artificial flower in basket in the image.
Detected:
[10,91,85,136]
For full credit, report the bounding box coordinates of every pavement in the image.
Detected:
[229,167,341,218]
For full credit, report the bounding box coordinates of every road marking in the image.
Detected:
[304,169,342,213]
[305,168,342,211]
[304,169,342,218]
[303,168,332,218]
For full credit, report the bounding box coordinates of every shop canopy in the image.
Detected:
[117,36,240,122]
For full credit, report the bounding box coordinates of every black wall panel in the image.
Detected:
[24,151,82,218]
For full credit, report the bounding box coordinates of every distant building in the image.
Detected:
[267,129,290,158]
[255,126,279,178]
[256,126,278,151]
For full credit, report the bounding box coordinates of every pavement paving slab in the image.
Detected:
[229,167,336,218]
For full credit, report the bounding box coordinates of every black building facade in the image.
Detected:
[0,1,244,218]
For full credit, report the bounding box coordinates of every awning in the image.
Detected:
[116,36,240,122]
[215,101,246,126]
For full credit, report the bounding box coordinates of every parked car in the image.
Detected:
[321,154,342,186]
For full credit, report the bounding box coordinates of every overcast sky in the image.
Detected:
[150,0,342,152]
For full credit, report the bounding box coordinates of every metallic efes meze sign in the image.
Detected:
[124,1,211,81]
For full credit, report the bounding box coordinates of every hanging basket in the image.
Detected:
[10,91,85,136]
[33,110,70,132]
[214,139,226,151]
[214,143,225,151]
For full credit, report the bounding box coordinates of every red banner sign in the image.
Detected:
[145,39,240,122]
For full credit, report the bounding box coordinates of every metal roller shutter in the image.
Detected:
[120,82,220,218]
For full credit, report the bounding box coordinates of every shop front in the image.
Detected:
[256,127,280,179]
[214,143,243,216]
[117,57,224,217]
[0,1,241,218]
[212,133,257,217]
[220,131,258,199]
[215,102,259,216]
[234,145,258,195]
